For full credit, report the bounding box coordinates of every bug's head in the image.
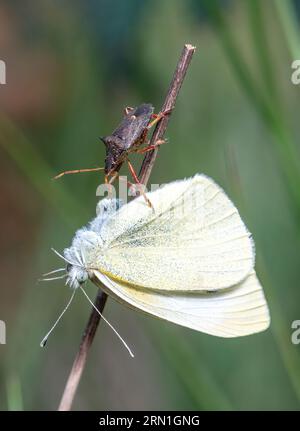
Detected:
[100,135,125,175]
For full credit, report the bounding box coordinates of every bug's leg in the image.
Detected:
[104,173,111,197]
[124,106,134,115]
[136,139,166,154]
[104,170,118,198]
[137,109,172,146]
[108,171,119,185]
[139,128,149,145]
[146,108,172,130]
[54,167,104,180]
[113,173,135,188]
[106,172,137,201]
[126,159,153,208]
[108,173,116,198]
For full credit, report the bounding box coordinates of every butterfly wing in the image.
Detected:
[97,174,255,291]
[93,270,270,337]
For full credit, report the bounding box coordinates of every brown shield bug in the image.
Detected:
[54,103,169,206]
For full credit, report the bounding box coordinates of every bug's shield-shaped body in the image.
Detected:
[101,103,154,174]
[64,174,270,338]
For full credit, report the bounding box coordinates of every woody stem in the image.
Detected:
[58,43,196,411]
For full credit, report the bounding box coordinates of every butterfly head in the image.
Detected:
[65,262,89,290]
[55,198,123,290]
[63,230,102,290]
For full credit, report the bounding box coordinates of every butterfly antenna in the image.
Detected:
[74,248,84,266]
[80,248,86,266]
[51,248,79,267]
[40,289,76,347]
[80,286,135,358]
[43,268,65,277]
[38,274,67,282]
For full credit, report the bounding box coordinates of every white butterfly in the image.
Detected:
[43,174,270,353]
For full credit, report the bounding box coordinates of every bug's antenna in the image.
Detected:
[80,286,135,358]
[40,289,77,347]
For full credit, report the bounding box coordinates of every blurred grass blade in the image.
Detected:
[150,323,233,410]
[258,261,300,403]
[226,146,300,405]
[202,0,300,220]
[274,0,300,59]
[6,374,23,411]
[247,0,278,102]
[202,0,300,404]
[0,115,87,228]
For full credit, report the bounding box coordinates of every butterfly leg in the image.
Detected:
[54,167,104,180]
[126,159,153,208]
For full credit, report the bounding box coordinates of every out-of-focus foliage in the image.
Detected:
[0,0,300,410]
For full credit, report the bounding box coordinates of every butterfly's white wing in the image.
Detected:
[94,270,270,337]
[96,174,254,291]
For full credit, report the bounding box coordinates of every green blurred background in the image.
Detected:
[0,0,300,411]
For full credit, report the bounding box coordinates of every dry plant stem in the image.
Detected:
[58,291,107,410]
[139,44,196,185]
[58,43,196,411]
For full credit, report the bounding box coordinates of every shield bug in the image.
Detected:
[54,103,169,206]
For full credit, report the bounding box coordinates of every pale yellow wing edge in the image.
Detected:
[93,270,270,338]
